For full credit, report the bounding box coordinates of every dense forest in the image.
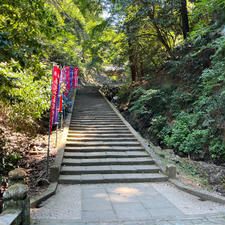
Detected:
[0,0,225,192]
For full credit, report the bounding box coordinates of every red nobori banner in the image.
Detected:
[68,66,71,91]
[50,66,60,134]
[65,66,68,98]
[73,67,79,88]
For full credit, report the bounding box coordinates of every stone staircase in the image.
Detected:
[58,87,168,184]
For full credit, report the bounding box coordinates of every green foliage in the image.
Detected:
[209,138,225,160]
[0,128,22,177]
[129,88,169,117]
[170,88,193,116]
[117,85,131,104]
[124,35,225,160]
[164,109,225,161]
[193,0,225,27]
[148,115,171,145]
[200,37,225,93]
[164,112,209,157]
[0,60,51,131]
[0,0,110,132]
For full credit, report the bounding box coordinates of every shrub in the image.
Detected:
[164,111,208,157]
[0,60,51,132]
[0,129,22,177]
[148,115,170,144]
[170,88,193,116]
[117,85,131,104]
[209,137,225,161]
[129,87,170,117]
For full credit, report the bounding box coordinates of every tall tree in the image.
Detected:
[180,0,190,39]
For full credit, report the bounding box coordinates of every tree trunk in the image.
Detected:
[128,39,139,82]
[129,56,137,82]
[139,60,144,78]
[180,0,189,40]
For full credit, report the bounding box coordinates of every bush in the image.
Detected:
[209,137,225,161]
[148,115,170,145]
[170,88,193,116]
[165,111,205,156]
[0,60,51,132]
[0,129,22,177]
[129,87,170,117]
[117,85,131,104]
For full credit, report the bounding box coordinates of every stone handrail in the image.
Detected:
[0,168,30,225]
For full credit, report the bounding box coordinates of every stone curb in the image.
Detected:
[170,178,225,204]
[100,90,225,205]
[0,209,22,225]
[30,88,77,208]
[30,182,58,208]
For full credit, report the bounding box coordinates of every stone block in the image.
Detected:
[8,168,27,185]
[49,166,60,182]
[166,164,176,179]
[3,184,28,201]
[2,169,30,225]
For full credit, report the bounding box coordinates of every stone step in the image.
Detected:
[68,130,131,134]
[70,123,125,126]
[58,173,168,184]
[74,113,116,116]
[66,141,141,147]
[71,119,122,122]
[71,120,123,123]
[60,165,160,175]
[63,151,149,158]
[75,110,112,112]
[66,137,137,142]
[58,87,168,186]
[64,146,145,152]
[69,127,129,131]
[69,124,127,128]
[72,116,120,120]
[67,133,134,138]
[71,116,121,123]
[62,157,155,166]
[75,109,112,111]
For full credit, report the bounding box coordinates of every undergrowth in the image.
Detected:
[116,31,225,164]
[0,60,51,133]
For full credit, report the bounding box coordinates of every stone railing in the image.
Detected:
[0,168,30,225]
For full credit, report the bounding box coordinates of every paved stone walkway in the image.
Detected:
[31,182,225,225]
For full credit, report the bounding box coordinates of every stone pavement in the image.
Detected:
[31,182,225,225]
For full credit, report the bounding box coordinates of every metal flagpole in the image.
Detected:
[60,66,64,130]
[61,112,63,130]
[56,121,58,147]
[47,64,54,178]
[63,66,66,127]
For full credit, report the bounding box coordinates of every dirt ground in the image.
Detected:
[0,118,61,213]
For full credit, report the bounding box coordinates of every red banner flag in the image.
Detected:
[59,68,63,113]
[53,67,61,124]
[50,66,60,133]
[68,66,71,91]
[59,95,63,113]
[74,67,79,88]
[65,66,68,98]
